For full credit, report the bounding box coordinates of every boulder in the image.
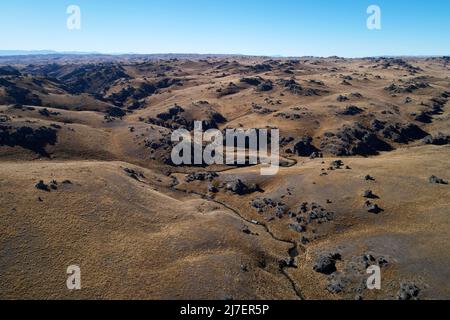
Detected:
[429,175,448,185]
[397,282,420,300]
[313,253,341,275]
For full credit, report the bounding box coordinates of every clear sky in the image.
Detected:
[1,0,449,57]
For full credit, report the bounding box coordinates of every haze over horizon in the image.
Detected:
[1,0,449,58]
[0,49,448,59]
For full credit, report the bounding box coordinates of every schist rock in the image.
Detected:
[313,253,342,275]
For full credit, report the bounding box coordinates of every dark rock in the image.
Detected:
[362,254,376,267]
[288,223,306,233]
[327,274,347,294]
[423,133,450,145]
[0,115,11,123]
[208,184,218,193]
[313,253,341,275]
[278,79,325,96]
[279,257,298,270]
[186,172,218,182]
[250,198,266,209]
[363,190,379,199]
[340,105,364,116]
[250,63,272,72]
[49,180,58,190]
[242,226,252,235]
[414,111,432,123]
[385,123,428,143]
[293,136,320,157]
[300,236,310,245]
[275,203,288,217]
[123,167,145,180]
[217,82,240,97]
[366,203,383,214]
[377,256,389,267]
[226,179,260,195]
[257,81,273,92]
[210,112,227,124]
[38,108,60,117]
[336,95,349,102]
[429,175,448,185]
[240,77,262,86]
[397,282,420,300]
[330,160,344,169]
[309,151,323,159]
[320,122,393,156]
[35,180,50,192]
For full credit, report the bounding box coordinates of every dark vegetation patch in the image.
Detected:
[0,125,58,156]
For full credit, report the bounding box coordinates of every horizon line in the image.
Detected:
[0,50,448,59]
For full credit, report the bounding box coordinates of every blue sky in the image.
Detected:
[1,0,449,57]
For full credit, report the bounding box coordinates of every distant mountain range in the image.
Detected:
[0,50,446,59]
[0,50,101,56]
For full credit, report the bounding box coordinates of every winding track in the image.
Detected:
[168,165,307,300]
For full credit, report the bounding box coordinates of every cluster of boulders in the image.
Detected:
[240,76,263,86]
[108,78,182,109]
[147,104,225,131]
[216,82,241,97]
[339,105,364,116]
[336,94,348,102]
[225,179,261,195]
[319,120,428,156]
[277,78,326,96]
[256,81,273,92]
[38,108,60,117]
[397,282,421,300]
[423,132,450,145]
[413,93,449,124]
[292,136,320,157]
[35,179,71,192]
[274,112,301,120]
[385,81,429,94]
[240,76,273,91]
[248,63,272,73]
[184,173,261,196]
[123,167,145,181]
[375,58,421,74]
[185,171,218,182]
[312,251,391,296]
[252,103,274,114]
[250,197,335,244]
[0,115,11,123]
